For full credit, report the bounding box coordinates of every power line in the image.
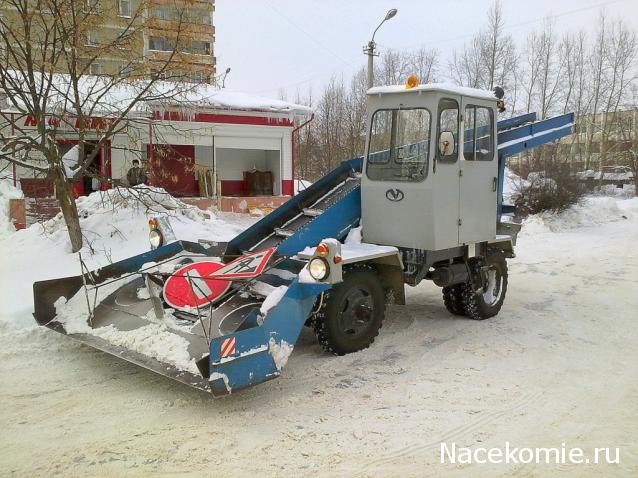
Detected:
[253,0,632,96]
[262,0,350,64]
[383,0,630,51]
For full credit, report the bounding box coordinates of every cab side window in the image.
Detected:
[437,98,459,162]
[464,105,494,161]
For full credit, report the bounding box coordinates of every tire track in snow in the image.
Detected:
[356,390,545,474]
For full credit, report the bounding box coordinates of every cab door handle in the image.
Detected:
[492,177,498,192]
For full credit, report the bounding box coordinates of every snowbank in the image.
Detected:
[0,177,23,241]
[594,184,636,199]
[522,196,638,234]
[0,186,256,329]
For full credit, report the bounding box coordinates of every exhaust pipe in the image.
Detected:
[430,263,469,287]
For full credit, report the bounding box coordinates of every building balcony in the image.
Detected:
[145,18,214,37]
[149,0,213,10]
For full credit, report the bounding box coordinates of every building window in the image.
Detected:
[189,40,211,55]
[119,64,133,77]
[189,71,208,83]
[84,0,98,12]
[148,36,174,52]
[89,63,102,75]
[118,0,131,17]
[86,31,100,46]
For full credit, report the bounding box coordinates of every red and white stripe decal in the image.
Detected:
[220,337,236,358]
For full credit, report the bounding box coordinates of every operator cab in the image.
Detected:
[361,77,501,252]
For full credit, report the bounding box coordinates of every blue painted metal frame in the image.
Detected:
[497,112,537,132]
[497,113,574,155]
[225,157,363,258]
[276,187,361,256]
[496,112,575,216]
[208,279,330,397]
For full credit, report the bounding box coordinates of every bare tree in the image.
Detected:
[597,18,637,187]
[0,0,199,251]
[450,0,517,92]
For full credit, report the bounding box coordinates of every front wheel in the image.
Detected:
[462,250,508,320]
[313,266,385,355]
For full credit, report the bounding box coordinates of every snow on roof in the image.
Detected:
[368,82,498,101]
[151,85,313,116]
[2,71,312,117]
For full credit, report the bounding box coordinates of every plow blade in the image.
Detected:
[33,241,216,393]
[33,241,331,397]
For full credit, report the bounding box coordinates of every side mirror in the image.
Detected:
[438,131,455,157]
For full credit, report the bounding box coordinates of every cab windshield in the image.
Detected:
[366,108,431,182]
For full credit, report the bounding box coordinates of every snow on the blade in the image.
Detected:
[53,276,199,375]
[268,337,294,371]
[267,268,297,280]
[260,286,289,316]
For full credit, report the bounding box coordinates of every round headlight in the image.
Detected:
[308,258,329,281]
[149,229,163,249]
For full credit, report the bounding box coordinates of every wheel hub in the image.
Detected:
[338,288,373,336]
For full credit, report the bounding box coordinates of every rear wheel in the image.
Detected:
[313,266,385,355]
[462,250,508,320]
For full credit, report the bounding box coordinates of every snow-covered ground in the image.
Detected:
[0,193,637,477]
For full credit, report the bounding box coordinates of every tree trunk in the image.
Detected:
[52,167,83,252]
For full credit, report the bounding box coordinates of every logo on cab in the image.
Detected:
[385,189,405,202]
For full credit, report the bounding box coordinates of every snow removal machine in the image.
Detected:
[33,78,575,397]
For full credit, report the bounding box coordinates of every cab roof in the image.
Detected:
[367,82,497,102]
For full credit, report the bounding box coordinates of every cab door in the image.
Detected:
[429,97,462,250]
[458,100,498,244]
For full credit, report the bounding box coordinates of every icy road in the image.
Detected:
[1,197,637,477]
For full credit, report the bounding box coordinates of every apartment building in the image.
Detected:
[0,0,216,83]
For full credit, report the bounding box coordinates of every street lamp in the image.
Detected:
[221,67,231,88]
[364,8,398,89]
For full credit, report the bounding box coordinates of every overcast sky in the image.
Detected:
[215,0,638,100]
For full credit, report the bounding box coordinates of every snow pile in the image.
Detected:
[522,196,638,234]
[595,184,636,198]
[0,186,256,329]
[0,177,23,240]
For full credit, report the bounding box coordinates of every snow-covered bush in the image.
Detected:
[513,166,586,215]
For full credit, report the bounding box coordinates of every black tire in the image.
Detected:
[313,266,385,355]
[442,284,466,316]
[462,250,508,320]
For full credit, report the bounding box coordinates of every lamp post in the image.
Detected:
[221,67,231,88]
[364,8,398,89]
